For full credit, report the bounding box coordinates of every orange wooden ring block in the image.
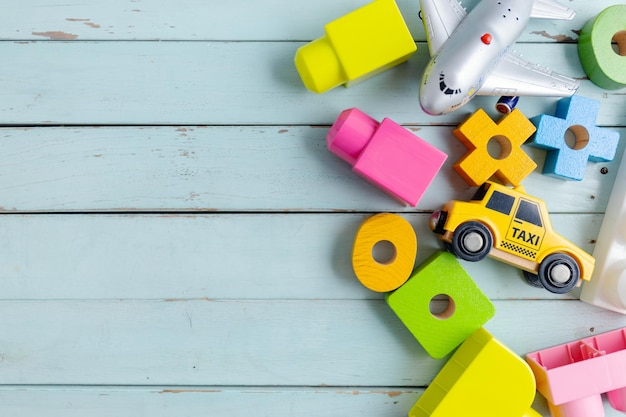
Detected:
[453,108,537,186]
[352,213,417,292]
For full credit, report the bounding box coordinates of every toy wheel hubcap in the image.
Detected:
[538,253,580,294]
[549,264,572,284]
[463,232,484,253]
[451,222,492,262]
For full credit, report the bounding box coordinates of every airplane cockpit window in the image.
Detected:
[439,73,462,95]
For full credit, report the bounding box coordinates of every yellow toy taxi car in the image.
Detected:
[429,181,595,293]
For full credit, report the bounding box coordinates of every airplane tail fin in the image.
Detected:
[531,0,575,20]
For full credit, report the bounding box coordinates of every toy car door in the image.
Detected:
[505,198,546,257]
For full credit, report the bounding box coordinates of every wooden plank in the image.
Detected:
[4,385,626,417]
[0,213,601,301]
[3,386,626,417]
[0,386,422,417]
[0,0,603,42]
[0,2,622,417]
[0,42,624,126]
[0,299,624,386]
[0,126,622,212]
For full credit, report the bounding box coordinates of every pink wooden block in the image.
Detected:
[526,327,626,417]
[327,108,447,206]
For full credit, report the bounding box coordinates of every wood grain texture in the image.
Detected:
[0,386,423,417]
[0,42,624,126]
[0,213,602,301]
[0,0,604,42]
[0,299,623,386]
[0,386,578,417]
[0,126,622,212]
[2,0,626,416]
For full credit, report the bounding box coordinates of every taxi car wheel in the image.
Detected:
[538,253,580,294]
[522,270,544,288]
[451,222,492,262]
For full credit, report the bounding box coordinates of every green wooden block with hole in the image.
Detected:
[385,251,495,359]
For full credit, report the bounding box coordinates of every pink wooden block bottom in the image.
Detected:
[327,108,447,206]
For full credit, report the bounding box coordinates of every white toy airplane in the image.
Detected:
[419,0,580,116]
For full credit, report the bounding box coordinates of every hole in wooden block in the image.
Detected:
[429,294,456,320]
[487,135,512,160]
[612,30,626,56]
[564,124,590,150]
[372,240,396,264]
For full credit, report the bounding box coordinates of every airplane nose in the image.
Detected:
[420,100,439,116]
[419,74,454,116]
[419,90,444,116]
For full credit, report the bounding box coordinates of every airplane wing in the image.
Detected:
[530,0,576,20]
[419,0,466,55]
[476,51,579,97]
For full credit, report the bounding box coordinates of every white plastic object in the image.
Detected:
[580,147,626,313]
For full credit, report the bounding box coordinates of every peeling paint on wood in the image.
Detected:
[335,390,411,398]
[164,297,214,302]
[530,30,576,43]
[160,389,222,394]
[31,31,78,40]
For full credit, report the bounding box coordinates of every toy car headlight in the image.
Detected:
[430,210,445,233]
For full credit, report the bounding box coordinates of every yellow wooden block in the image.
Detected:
[410,328,541,417]
[294,0,417,93]
[352,213,417,292]
[453,109,537,186]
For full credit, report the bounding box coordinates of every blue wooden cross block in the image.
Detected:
[529,95,620,181]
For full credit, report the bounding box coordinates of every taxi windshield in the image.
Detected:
[471,183,491,201]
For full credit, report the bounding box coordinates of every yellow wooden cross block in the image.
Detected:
[453,109,537,186]
[352,213,417,292]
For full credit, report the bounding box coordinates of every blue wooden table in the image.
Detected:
[0,1,625,415]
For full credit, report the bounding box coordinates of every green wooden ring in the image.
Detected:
[578,5,626,90]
